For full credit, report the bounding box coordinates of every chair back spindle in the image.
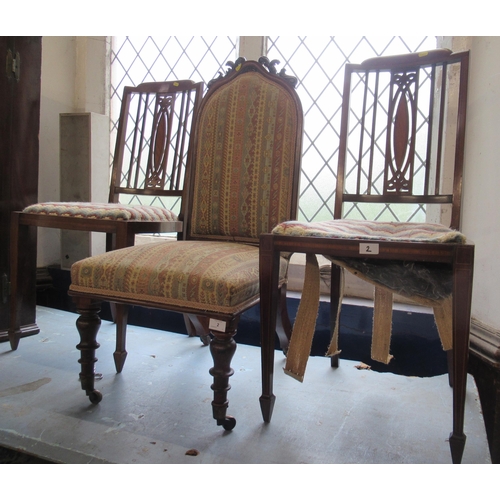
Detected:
[335,49,469,230]
[109,81,204,206]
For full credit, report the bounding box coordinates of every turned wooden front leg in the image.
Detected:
[209,330,237,430]
[75,297,103,404]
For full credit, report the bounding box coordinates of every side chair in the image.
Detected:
[68,57,304,430]
[259,49,473,463]
[9,80,203,372]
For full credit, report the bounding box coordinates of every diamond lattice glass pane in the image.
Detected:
[267,36,437,222]
[110,36,237,211]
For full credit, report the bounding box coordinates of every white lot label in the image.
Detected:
[209,318,227,332]
[359,243,379,255]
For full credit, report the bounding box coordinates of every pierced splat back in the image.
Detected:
[109,80,204,208]
[335,49,469,230]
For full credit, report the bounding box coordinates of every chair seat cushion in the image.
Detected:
[273,219,465,302]
[70,240,288,314]
[23,202,177,222]
[272,219,465,244]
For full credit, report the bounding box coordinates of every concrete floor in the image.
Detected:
[0,306,491,464]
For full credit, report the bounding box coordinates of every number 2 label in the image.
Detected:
[359,243,379,255]
[209,318,227,332]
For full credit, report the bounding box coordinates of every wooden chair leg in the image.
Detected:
[184,314,197,336]
[113,303,129,373]
[105,232,114,252]
[449,245,474,464]
[185,314,211,345]
[259,234,280,423]
[209,329,237,431]
[447,349,454,388]
[275,283,292,354]
[109,302,117,323]
[75,297,103,405]
[330,264,342,368]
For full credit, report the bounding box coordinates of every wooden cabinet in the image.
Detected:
[0,36,42,342]
[470,326,500,463]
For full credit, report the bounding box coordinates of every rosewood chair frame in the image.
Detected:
[68,58,303,431]
[9,80,203,369]
[259,49,474,463]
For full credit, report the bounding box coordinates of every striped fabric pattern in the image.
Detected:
[190,71,300,242]
[272,219,466,244]
[70,240,289,314]
[23,202,177,222]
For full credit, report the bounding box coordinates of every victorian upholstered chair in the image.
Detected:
[68,57,303,431]
[9,80,203,370]
[259,49,474,463]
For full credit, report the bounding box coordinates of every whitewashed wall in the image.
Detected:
[37,36,110,267]
[461,37,500,332]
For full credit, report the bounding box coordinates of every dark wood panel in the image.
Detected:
[0,36,41,340]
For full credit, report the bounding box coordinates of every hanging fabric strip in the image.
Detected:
[283,251,453,383]
[284,253,321,382]
[371,286,394,363]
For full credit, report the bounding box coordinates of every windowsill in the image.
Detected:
[135,234,178,245]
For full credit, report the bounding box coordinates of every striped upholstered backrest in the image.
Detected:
[187,60,303,243]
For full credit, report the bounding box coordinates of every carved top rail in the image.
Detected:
[208,56,298,89]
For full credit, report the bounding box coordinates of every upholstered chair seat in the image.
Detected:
[271,219,467,365]
[71,240,289,313]
[273,219,465,301]
[23,202,178,222]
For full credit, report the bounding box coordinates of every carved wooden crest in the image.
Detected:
[208,56,298,88]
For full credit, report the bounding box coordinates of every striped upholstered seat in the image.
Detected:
[272,219,465,244]
[71,240,289,314]
[23,202,177,222]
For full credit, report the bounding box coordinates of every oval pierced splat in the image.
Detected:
[385,71,417,194]
[393,91,410,170]
[154,112,168,168]
[148,97,173,188]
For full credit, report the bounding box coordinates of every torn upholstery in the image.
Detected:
[273,219,466,381]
